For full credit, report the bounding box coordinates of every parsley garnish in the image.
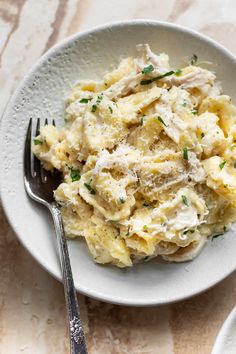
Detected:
[91,94,103,112]
[183,147,188,160]
[119,197,125,204]
[140,70,175,85]
[191,109,197,115]
[201,132,205,138]
[79,97,92,103]
[84,180,96,194]
[69,167,80,182]
[108,105,113,114]
[125,231,130,236]
[175,69,182,76]
[142,64,154,74]
[143,225,148,230]
[156,116,168,127]
[34,139,43,145]
[219,161,226,170]
[190,54,198,65]
[140,116,145,125]
[182,195,188,206]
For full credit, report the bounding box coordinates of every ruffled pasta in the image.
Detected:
[33,44,236,267]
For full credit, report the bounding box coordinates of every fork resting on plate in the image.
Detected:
[24,118,88,354]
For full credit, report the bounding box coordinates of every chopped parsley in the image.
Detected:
[108,105,113,114]
[183,147,189,160]
[182,195,188,206]
[140,116,144,125]
[190,54,198,65]
[79,97,92,103]
[84,180,96,194]
[91,94,103,112]
[142,64,154,74]
[219,161,226,170]
[33,139,43,145]
[175,69,182,76]
[140,70,175,85]
[143,225,148,230]
[156,116,168,127]
[69,167,80,182]
[191,109,197,115]
[125,231,130,236]
[119,197,125,204]
[201,132,205,138]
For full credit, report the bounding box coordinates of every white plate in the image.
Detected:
[1,20,236,306]
[212,306,236,354]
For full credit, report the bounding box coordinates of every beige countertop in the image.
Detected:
[1,1,236,353]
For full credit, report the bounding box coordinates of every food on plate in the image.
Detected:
[33,44,236,267]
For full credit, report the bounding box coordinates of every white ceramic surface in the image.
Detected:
[1,20,236,306]
[212,306,236,354]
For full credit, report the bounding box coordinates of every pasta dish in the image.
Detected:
[33,44,236,267]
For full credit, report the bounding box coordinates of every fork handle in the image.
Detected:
[49,202,88,354]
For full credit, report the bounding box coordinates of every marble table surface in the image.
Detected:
[1,0,236,353]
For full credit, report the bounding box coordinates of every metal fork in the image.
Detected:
[24,118,88,354]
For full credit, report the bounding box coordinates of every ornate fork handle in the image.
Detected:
[50,202,88,354]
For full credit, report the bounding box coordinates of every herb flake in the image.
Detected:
[219,161,226,170]
[142,64,154,74]
[108,105,113,114]
[182,195,188,206]
[84,180,96,194]
[119,197,125,204]
[33,139,43,145]
[201,132,205,138]
[191,109,197,115]
[183,147,188,160]
[91,94,103,112]
[156,116,168,127]
[69,167,80,182]
[140,70,175,85]
[175,69,182,76]
[79,97,92,103]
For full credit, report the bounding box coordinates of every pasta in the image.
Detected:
[33,44,236,268]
